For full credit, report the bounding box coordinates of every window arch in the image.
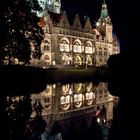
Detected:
[60,37,70,52]
[60,95,70,111]
[61,54,69,65]
[44,40,50,51]
[74,55,82,65]
[73,93,83,108]
[85,41,94,54]
[44,55,50,60]
[86,56,93,65]
[62,84,70,95]
[73,39,82,53]
[99,47,102,55]
[104,48,108,56]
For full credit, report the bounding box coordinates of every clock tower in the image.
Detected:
[96,0,113,42]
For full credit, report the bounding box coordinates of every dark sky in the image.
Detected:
[61,0,103,22]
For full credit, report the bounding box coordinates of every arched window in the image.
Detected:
[60,38,70,52]
[60,95,70,111]
[85,41,94,54]
[62,84,70,94]
[85,92,95,106]
[99,47,102,55]
[86,56,93,65]
[44,55,50,60]
[44,40,50,51]
[73,39,82,53]
[74,83,82,92]
[104,48,108,56]
[74,93,83,108]
[61,54,69,65]
[74,55,82,65]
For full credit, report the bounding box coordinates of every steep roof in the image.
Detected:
[100,0,109,18]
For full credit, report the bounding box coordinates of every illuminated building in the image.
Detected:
[94,0,120,66]
[31,0,120,68]
[30,0,118,127]
[31,82,114,125]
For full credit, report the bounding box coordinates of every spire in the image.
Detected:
[100,0,109,18]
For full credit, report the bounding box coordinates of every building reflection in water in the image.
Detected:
[31,82,116,126]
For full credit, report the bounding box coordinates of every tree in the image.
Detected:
[0,0,44,65]
[0,95,32,140]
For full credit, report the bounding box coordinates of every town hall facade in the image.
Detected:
[31,0,120,68]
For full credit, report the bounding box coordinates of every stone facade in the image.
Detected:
[31,82,114,125]
[31,1,120,68]
[30,1,119,126]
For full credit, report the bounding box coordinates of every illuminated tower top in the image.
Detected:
[96,0,113,42]
[100,0,109,18]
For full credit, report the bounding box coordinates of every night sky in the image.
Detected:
[61,0,103,22]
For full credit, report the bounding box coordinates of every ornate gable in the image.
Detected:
[83,17,93,33]
[73,14,82,31]
[59,11,70,28]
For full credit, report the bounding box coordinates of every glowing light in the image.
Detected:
[53,84,56,88]
[69,56,72,61]
[52,61,55,65]
[97,118,100,123]
[102,22,105,26]
[69,88,72,95]
[96,22,100,26]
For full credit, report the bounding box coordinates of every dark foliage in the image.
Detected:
[29,114,47,140]
[0,0,44,65]
[0,95,32,140]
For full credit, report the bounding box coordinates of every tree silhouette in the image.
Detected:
[0,95,32,140]
[0,0,44,65]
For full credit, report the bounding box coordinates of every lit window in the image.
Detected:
[73,42,82,53]
[104,51,107,56]
[60,40,70,52]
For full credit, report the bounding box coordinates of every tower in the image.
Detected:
[37,0,48,16]
[47,0,61,14]
[97,0,113,42]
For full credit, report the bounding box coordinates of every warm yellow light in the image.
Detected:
[97,118,100,123]
[52,61,55,65]
[69,56,72,61]
[96,22,100,26]
[69,88,72,95]
[53,84,56,89]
